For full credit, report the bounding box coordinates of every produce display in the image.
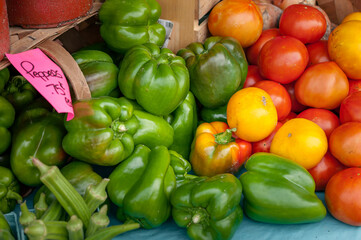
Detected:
[1,0,361,239]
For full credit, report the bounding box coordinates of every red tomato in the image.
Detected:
[252,121,283,153]
[297,108,340,138]
[243,65,264,88]
[295,61,349,109]
[246,28,281,65]
[339,91,361,123]
[283,81,308,113]
[279,4,327,44]
[329,122,361,167]
[348,79,361,96]
[258,36,309,84]
[279,111,297,124]
[308,151,347,191]
[306,40,331,66]
[325,168,361,226]
[254,80,291,121]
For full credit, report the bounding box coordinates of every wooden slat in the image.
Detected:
[158,0,196,52]
[197,0,221,20]
[194,19,210,43]
[0,2,102,70]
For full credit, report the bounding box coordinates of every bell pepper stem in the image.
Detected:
[214,128,236,145]
[6,190,23,203]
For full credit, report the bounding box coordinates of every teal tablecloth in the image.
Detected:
[7,164,361,240]
[8,191,361,240]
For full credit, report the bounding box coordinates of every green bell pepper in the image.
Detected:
[0,96,15,155]
[165,91,198,158]
[0,68,10,93]
[0,211,15,240]
[2,76,38,111]
[72,50,119,97]
[10,108,67,186]
[99,0,166,54]
[118,43,190,116]
[107,144,176,229]
[200,104,227,123]
[34,160,103,205]
[0,166,22,213]
[171,173,243,240]
[62,97,174,166]
[240,152,327,224]
[177,36,248,108]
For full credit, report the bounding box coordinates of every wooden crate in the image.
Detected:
[0,1,105,100]
[317,0,361,24]
[157,0,221,53]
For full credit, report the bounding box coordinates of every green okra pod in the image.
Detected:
[84,178,109,214]
[85,222,140,240]
[85,205,109,237]
[67,215,84,240]
[19,201,36,228]
[32,157,91,227]
[41,200,64,222]
[24,220,46,240]
[34,193,48,219]
[25,220,68,240]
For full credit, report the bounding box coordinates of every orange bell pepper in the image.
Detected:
[189,121,252,176]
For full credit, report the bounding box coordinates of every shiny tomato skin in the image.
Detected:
[227,87,278,142]
[254,80,292,121]
[246,28,281,65]
[297,108,340,138]
[295,61,349,110]
[325,167,361,226]
[329,122,361,167]
[306,40,331,66]
[243,65,264,88]
[258,36,309,84]
[339,91,361,124]
[279,4,327,44]
[252,121,283,153]
[208,0,263,48]
[348,79,361,96]
[308,151,347,191]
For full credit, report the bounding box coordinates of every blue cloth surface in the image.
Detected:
[115,192,361,240]
[9,164,361,240]
[9,189,361,240]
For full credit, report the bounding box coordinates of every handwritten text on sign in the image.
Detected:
[6,49,74,121]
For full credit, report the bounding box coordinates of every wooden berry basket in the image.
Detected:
[0,1,105,100]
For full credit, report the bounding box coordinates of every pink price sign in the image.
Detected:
[6,49,74,121]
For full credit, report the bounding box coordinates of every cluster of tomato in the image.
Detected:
[208,0,361,226]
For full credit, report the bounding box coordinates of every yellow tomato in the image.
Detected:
[270,118,328,169]
[227,87,277,142]
[328,20,361,79]
[342,12,361,23]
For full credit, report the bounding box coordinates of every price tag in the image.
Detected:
[6,49,74,121]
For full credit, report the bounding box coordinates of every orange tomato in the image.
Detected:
[325,168,361,226]
[328,20,361,79]
[341,12,361,23]
[270,118,328,169]
[294,61,349,110]
[208,0,263,48]
[227,87,278,142]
